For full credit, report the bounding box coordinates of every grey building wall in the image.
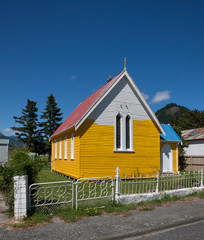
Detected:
[0,139,9,163]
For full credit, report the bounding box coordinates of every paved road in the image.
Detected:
[0,198,204,240]
[125,219,204,240]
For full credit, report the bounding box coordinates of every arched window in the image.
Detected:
[114,113,133,152]
[116,114,121,149]
[126,115,130,149]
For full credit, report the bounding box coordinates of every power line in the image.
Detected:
[150,47,204,95]
[183,0,204,9]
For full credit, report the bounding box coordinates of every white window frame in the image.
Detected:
[64,136,67,159]
[55,140,57,159]
[59,138,62,159]
[71,133,74,160]
[114,113,134,152]
[114,113,123,151]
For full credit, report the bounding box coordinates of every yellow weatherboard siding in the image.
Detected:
[79,119,160,179]
[51,130,80,178]
[160,142,178,173]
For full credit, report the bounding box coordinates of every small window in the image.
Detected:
[59,138,62,159]
[116,114,121,149]
[126,115,130,149]
[71,133,74,159]
[55,140,57,159]
[64,136,67,159]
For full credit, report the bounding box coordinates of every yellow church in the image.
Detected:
[50,65,181,179]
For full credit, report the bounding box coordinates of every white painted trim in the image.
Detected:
[75,71,125,131]
[59,138,62,159]
[126,115,133,151]
[55,140,57,159]
[64,136,67,159]
[71,133,74,160]
[114,113,123,151]
[75,70,165,136]
[114,113,134,152]
[114,150,135,153]
[125,71,165,136]
[50,126,75,139]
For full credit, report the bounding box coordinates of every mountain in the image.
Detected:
[155,103,190,124]
[0,132,25,148]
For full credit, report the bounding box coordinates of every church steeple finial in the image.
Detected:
[122,57,128,70]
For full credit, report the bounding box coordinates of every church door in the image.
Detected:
[161,143,173,172]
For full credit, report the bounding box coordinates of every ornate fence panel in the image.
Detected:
[29,181,74,212]
[75,177,114,210]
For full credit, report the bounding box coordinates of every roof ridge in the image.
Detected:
[51,70,124,137]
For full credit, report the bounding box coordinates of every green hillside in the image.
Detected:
[155,103,190,124]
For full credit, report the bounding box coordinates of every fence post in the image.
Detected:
[115,167,120,202]
[156,172,159,193]
[201,169,203,187]
[72,182,74,209]
[75,182,78,210]
[14,175,28,219]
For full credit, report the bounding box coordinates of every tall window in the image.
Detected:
[71,133,74,159]
[59,138,62,159]
[115,113,133,152]
[116,114,121,149]
[64,136,67,159]
[55,140,57,159]
[126,115,130,149]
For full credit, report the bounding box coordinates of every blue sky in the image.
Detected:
[1,0,204,135]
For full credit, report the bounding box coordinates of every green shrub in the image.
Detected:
[0,148,45,214]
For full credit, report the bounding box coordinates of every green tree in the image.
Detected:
[40,94,63,156]
[170,109,204,130]
[12,99,43,154]
[171,125,188,171]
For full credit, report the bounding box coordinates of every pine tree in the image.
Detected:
[12,99,41,153]
[40,94,63,156]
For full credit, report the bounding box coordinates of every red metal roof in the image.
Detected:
[51,71,123,137]
[182,128,204,141]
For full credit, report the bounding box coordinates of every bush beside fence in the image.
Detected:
[13,168,204,219]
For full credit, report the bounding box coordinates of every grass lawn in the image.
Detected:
[36,164,70,183]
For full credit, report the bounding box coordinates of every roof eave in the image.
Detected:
[50,126,75,139]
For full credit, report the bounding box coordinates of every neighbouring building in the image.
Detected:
[182,128,204,171]
[0,137,9,164]
[50,68,181,179]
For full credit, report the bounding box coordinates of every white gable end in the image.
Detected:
[89,76,151,125]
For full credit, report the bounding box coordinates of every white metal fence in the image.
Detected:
[118,169,204,195]
[29,177,114,212]
[29,181,74,212]
[28,169,204,214]
[75,177,114,210]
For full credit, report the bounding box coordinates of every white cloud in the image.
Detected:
[69,75,77,81]
[3,128,17,136]
[142,93,149,100]
[151,91,170,103]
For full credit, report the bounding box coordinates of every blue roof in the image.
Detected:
[160,124,182,142]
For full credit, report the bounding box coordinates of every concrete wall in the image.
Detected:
[119,187,204,204]
[14,176,28,219]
